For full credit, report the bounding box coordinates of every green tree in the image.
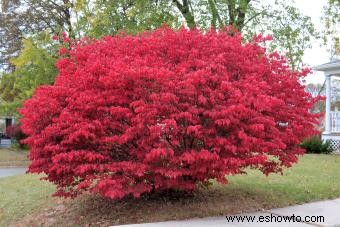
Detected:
[74,0,317,69]
[0,0,322,116]
[73,0,179,37]
[0,0,74,71]
[322,0,340,58]
[0,0,75,115]
[173,0,317,70]
[0,39,57,116]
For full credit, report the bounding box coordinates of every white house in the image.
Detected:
[315,59,340,150]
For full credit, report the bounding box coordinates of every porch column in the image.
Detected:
[325,74,332,134]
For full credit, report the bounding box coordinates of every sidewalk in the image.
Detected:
[0,167,26,178]
[117,198,340,227]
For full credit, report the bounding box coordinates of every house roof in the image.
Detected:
[314,59,340,72]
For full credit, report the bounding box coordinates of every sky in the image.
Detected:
[294,0,331,84]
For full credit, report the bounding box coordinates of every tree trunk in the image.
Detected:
[227,0,250,31]
[173,0,196,28]
[63,0,74,38]
[208,0,223,29]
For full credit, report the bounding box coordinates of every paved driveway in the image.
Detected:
[0,168,26,178]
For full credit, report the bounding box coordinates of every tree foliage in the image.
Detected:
[0,0,325,116]
[74,0,318,69]
[0,0,73,71]
[74,0,179,37]
[322,0,340,57]
[21,28,319,199]
[0,39,57,116]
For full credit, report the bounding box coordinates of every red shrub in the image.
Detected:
[20,28,319,199]
[6,125,25,137]
[5,125,17,138]
[5,124,26,145]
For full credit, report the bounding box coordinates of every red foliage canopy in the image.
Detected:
[20,28,319,199]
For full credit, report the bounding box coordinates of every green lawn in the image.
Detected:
[0,148,29,167]
[226,154,340,205]
[1,154,340,226]
[0,174,55,226]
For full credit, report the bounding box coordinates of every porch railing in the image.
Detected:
[331,112,340,132]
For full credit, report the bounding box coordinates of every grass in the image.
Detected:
[227,154,340,205]
[0,174,55,226]
[0,148,29,167]
[0,154,340,226]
